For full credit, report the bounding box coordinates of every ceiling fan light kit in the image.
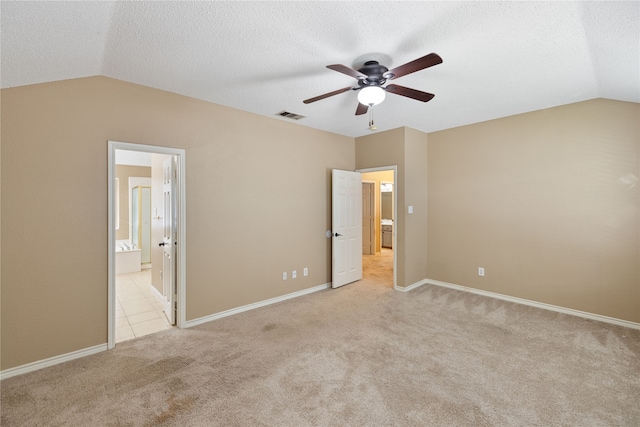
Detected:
[303,52,443,120]
[358,86,386,106]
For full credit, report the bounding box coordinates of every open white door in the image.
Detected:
[161,156,177,324]
[332,169,362,288]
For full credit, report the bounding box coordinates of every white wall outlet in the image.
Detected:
[478,267,485,277]
[283,272,287,280]
[292,270,297,279]
[303,268,308,276]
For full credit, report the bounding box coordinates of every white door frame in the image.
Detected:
[362,180,376,255]
[356,166,397,289]
[107,141,187,349]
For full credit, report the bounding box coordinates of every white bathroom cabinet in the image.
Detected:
[382,224,393,249]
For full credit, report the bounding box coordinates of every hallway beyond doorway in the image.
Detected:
[363,248,393,288]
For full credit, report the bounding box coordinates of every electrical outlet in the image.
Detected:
[303,268,308,276]
[478,267,485,277]
[283,272,287,280]
[292,270,297,279]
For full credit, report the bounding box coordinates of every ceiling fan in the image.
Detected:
[303,53,443,116]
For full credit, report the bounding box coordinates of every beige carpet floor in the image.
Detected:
[2,254,639,426]
[363,248,394,288]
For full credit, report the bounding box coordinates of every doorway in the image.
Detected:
[358,166,397,289]
[108,141,186,349]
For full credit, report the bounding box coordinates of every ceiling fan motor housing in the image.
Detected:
[357,61,390,86]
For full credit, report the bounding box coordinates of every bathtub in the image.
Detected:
[115,242,142,274]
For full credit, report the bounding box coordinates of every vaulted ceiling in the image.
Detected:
[2,1,638,137]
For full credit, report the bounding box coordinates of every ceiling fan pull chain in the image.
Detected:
[369,106,377,131]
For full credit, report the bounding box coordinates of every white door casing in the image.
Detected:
[362,182,375,255]
[108,141,186,349]
[162,156,177,325]
[332,169,362,288]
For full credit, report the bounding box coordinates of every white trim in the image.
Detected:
[361,180,376,256]
[356,165,398,289]
[0,344,108,380]
[108,141,187,350]
[185,283,330,328]
[409,278,640,330]
[108,146,116,348]
[394,279,428,293]
[150,283,165,303]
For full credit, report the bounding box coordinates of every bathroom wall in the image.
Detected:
[115,165,151,241]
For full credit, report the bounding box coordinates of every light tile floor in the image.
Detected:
[116,269,174,343]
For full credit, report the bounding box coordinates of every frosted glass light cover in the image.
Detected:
[357,86,386,106]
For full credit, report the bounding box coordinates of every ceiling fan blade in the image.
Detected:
[355,103,368,116]
[385,53,442,80]
[385,84,435,102]
[327,64,367,80]
[303,86,353,104]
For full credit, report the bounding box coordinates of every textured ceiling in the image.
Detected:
[2,1,639,138]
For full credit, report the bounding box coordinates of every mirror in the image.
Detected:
[381,182,393,221]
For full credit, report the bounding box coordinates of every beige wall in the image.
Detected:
[356,128,407,286]
[115,165,151,241]
[2,76,637,371]
[427,99,640,322]
[1,76,354,370]
[356,127,430,288]
[403,127,429,286]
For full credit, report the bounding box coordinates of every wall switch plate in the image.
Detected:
[478,267,485,277]
[408,205,413,214]
[303,268,308,276]
[292,270,297,279]
[283,272,287,280]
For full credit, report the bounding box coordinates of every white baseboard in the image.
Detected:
[185,283,331,328]
[8,277,634,380]
[150,283,166,303]
[0,344,108,381]
[408,278,640,330]
[2,284,330,379]
[395,279,429,293]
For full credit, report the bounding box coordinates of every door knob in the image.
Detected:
[159,242,165,247]
[334,233,343,237]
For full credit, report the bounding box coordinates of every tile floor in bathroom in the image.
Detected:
[116,269,174,343]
